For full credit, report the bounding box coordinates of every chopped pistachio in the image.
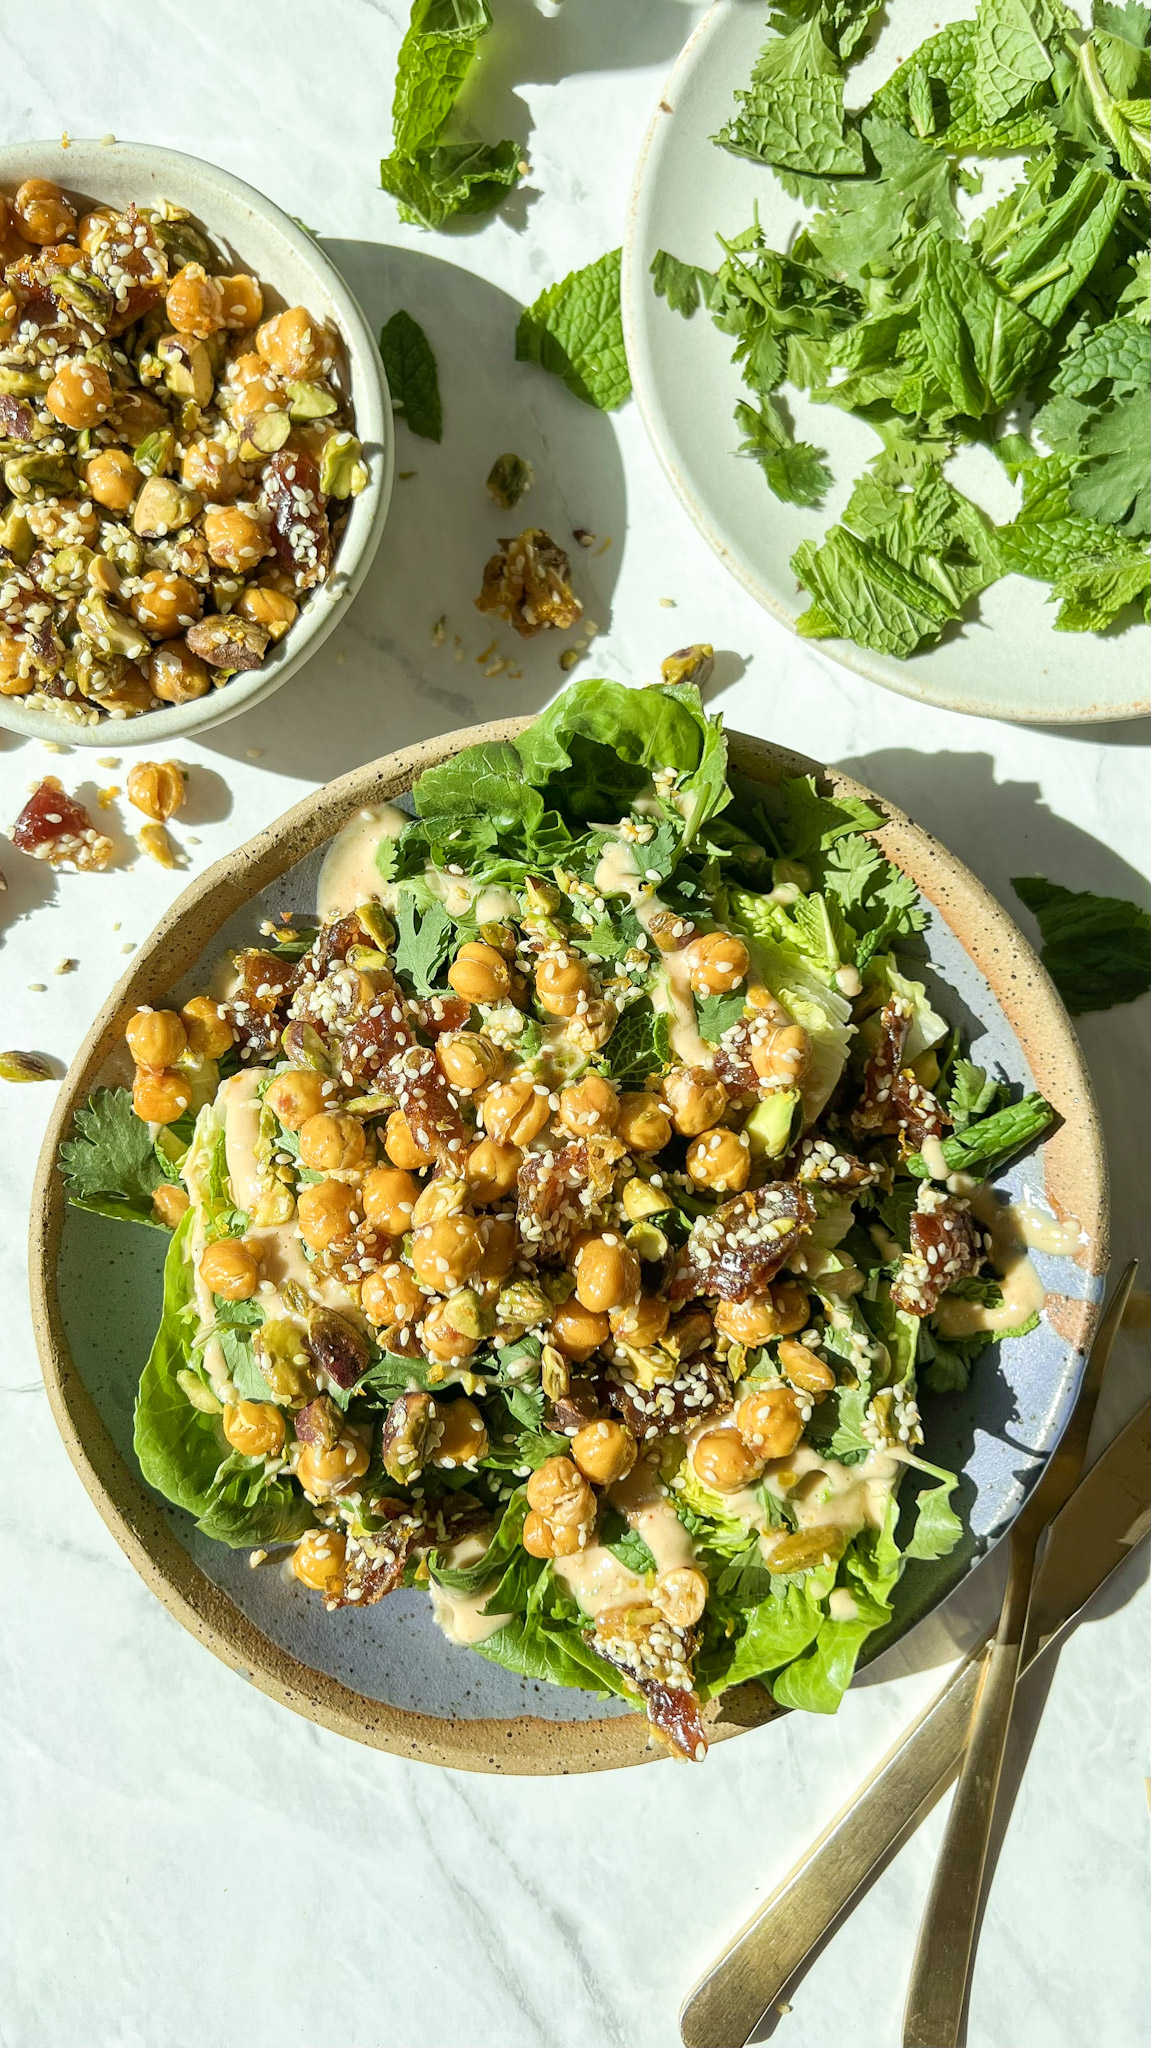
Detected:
[0,1050,55,1082]
[319,430,368,498]
[157,333,214,406]
[486,452,533,510]
[661,643,714,688]
[133,429,176,478]
[133,474,201,537]
[76,593,151,663]
[176,1368,223,1414]
[287,380,338,421]
[239,410,291,459]
[4,449,78,498]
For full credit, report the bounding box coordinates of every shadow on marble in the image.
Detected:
[469,0,693,145]
[177,765,234,830]
[1032,714,1151,748]
[199,244,627,786]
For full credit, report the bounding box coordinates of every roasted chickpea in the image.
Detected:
[691,1427,765,1493]
[14,177,76,245]
[297,1178,357,1250]
[535,949,593,1018]
[662,1065,727,1137]
[384,1110,426,1170]
[85,448,141,513]
[125,1005,187,1068]
[233,584,297,640]
[152,1182,191,1229]
[778,1337,836,1398]
[45,358,114,431]
[126,759,185,823]
[361,1261,426,1329]
[750,1022,812,1088]
[436,1031,504,1092]
[131,1067,192,1124]
[431,1398,490,1466]
[0,628,29,696]
[685,929,750,996]
[297,1430,370,1496]
[523,1509,565,1559]
[481,1073,551,1147]
[475,1217,517,1285]
[200,1237,261,1301]
[25,498,101,548]
[570,1418,637,1487]
[218,273,264,330]
[574,1234,641,1315]
[224,353,282,426]
[179,995,233,1061]
[736,1384,805,1460]
[447,941,510,1005]
[410,1177,470,1229]
[526,1455,596,1533]
[181,438,249,502]
[265,1067,328,1131]
[609,1294,670,1346]
[465,1137,522,1206]
[129,570,202,640]
[203,505,270,573]
[256,305,330,381]
[148,640,211,704]
[291,1528,346,1593]
[298,1112,366,1173]
[166,262,225,339]
[411,1214,484,1293]
[558,1074,619,1136]
[549,1298,610,1362]
[615,1092,672,1155]
[222,1399,284,1458]
[93,662,156,718]
[422,1300,481,1364]
[361,1165,419,1236]
[652,1566,708,1628]
[686,1127,751,1193]
[714,1284,808,1346]
[0,286,19,344]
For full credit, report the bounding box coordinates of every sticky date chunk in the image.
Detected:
[608,1356,732,1441]
[393,1045,467,1165]
[263,449,331,590]
[226,947,298,1054]
[412,992,471,1041]
[306,1309,370,1391]
[850,998,947,1153]
[0,394,36,442]
[475,527,582,637]
[340,993,415,1086]
[891,1189,984,1316]
[588,1604,708,1762]
[333,1507,422,1609]
[671,1185,814,1304]
[11,780,91,852]
[306,911,369,977]
[713,1017,758,1095]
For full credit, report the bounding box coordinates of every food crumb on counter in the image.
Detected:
[97,786,121,808]
[26,982,47,993]
[659,596,677,608]
[245,749,263,761]
[431,615,446,646]
[96,757,120,770]
[120,941,136,954]
[53,959,77,975]
[136,822,182,869]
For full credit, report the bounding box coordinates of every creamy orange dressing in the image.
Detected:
[316,803,408,922]
[428,1533,513,1647]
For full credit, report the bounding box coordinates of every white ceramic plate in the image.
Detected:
[622,0,1150,725]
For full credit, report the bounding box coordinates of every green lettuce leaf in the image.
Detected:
[380,140,523,232]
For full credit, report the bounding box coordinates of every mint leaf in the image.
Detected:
[716,12,865,176]
[1012,875,1151,1012]
[735,397,831,508]
[794,525,955,658]
[599,1504,658,1576]
[380,140,522,232]
[907,1092,1056,1177]
[1052,315,1150,398]
[379,310,442,441]
[973,0,1054,128]
[393,890,453,994]
[600,1001,672,1087]
[381,2,522,230]
[515,250,631,412]
[59,1087,166,1227]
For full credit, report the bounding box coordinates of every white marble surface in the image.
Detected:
[2,6,1148,2045]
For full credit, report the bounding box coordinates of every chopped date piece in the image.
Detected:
[518,1140,593,1261]
[263,450,331,590]
[647,1681,710,1763]
[413,992,471,1041]
[393,1045,468,1164]
[891,1185,984,1316]
[332,1511,423,1609]
[794,1136,879,1189]
[713,1016,759,1094]
[339,991,415,1087]
[671,1185,814,1304]
[548,1378,605,1434]
[0,393,36,442]
[9,777,113,870]
[588,1604,707,1762]
[306,911,369,977]
[185,613,270,671]
[608,1354,732,1441]
[227,947,298,1054]
[888,1072,948,1155]
[475,527,583,638]
[851,998,911,1135]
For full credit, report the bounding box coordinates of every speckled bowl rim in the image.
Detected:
[30,720,1109,1773]
[0,137,393,748]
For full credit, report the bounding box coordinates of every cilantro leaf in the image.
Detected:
[393,890,454,994]
[515,250,631,412]
[947,1058,1002,1129]
[695,990,748,1043]
[650,249,716,318]
[735,397,831,508]
[1012,875,1151,1012]
[379,310,442,441]
[1069,390,1151,535]
[58,1087,167,1227]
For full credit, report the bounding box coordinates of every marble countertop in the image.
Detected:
[2,6,1148,2045]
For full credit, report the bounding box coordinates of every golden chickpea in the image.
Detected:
[685,1127,751,1193]
[149,640,211,704]
[384,1110,427,1170]
[200,1237,262,1301]
[222,1399,285,1459]
[218,273,264,330]
[298,1112,366,1173]
[411,1214,484,1293]
[0,628,29,696]
[25,498,101,547]
[750,1022,812,1088]
[76,206,116,256]
[535,949,593,1018]
[129,570,202,640]
[422,1301,481,1364]
[361,1261,426,1329]
[291,1528,346,1594]
[361,1165,419,1236]
[126,1005,187,1068]
[45,358,114,431]
[93,661,156,718]
[549,1298,610,1362]
[778,1337,836,1398]
[431,1398,490,1466]
[0,286,19,344]
[256,305,330,381]
[476,1216,517,1285]
[447,941,511,1005]
[233,584,297,640]
[435,1031,503,1093]
[736,1384,805,1460]
[692,1427,765,1493]
[570,1418,637,1487]
[152,1181,190,1229]
[263,1067,326,1131]
[180,995,234,1060]
[558,1074,619,1136]
[14,177,76,245]
[132,1068,192,1124]
[652,1566,708,1628]
[166,262,225,339]
[203,505,270,573]
[465,1137,522,1206]
[85,448,141,513]
[615,1092,672,1155]
[297,1178,357,1250]
[481,1073,551,1147]
[523,1509,565,1559]
[685,929,750,996]
[181,438,249,502]
[297,1430,370,1496]
[126,759,185,822]
[662,1065,728,1137]
[574,1234,641,1315]
[715,1284,809,1346]
[225,353,282,426]
[526,1455,596,1531]
[609,1294,670,1346]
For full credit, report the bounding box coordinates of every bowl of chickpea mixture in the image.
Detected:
[33,685,1107,1771]
[0,139,391,743]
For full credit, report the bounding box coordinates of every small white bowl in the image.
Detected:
[0,137,393,747]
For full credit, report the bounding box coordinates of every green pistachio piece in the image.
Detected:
[625,1220,669,1262]
[0,1049,55,1082]
[148,212,215,270]
[51,270,115,324]
[157,333,214,407]
[660,643,714,689]
[443,1289,495,1342]
[319,430,367,498]
[380,1390,439,1484]
[35,544,93,596]
[3,449,79,498]
[541,1343,569,1402]
[100,526,143,577]
[356,902,395,950]
[0,504,36,565]
[132,473,201,536]
[239,411,291,459]
[523,876,561,915]
[76,592,151,662]
[287,380,338,421]
[486,452,533,510]
[621,1176,673,1222]
[346,945,393,972]
[281,1020,333,1072]
[342,1091,396,1117]
[133,430,177,480]
[281,1279,313,1319]
[0,367,48,398]
[496,1279,551,1328]
[254,1319,314,1402]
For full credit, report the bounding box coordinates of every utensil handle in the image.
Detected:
[679,1659,982,2048]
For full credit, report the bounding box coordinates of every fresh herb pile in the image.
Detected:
[653,0,1151,656]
